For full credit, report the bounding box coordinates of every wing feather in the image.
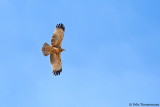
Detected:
[50,53,62,75]
[51,23,65,47]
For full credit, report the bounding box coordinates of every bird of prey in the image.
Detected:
[42,23,65,76]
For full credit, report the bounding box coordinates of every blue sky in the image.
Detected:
[0,0,160,107]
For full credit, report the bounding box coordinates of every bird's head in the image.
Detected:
[61,49,65,52]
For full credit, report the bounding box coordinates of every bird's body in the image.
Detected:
[42,23,65,76]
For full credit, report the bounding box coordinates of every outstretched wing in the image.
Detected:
[50,53,62,76]
[50,23,65,76]
[51,23,65,47]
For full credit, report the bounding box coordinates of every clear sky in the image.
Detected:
[0,0,160,107]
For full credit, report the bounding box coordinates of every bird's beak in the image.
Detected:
[62,49,65,52]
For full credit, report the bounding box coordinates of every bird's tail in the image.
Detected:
[42,43,52,56]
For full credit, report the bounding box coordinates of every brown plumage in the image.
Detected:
[42,23,65,76]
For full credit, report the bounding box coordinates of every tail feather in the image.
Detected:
[42,43,51,56]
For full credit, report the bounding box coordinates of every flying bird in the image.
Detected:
[42,23,65,76]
